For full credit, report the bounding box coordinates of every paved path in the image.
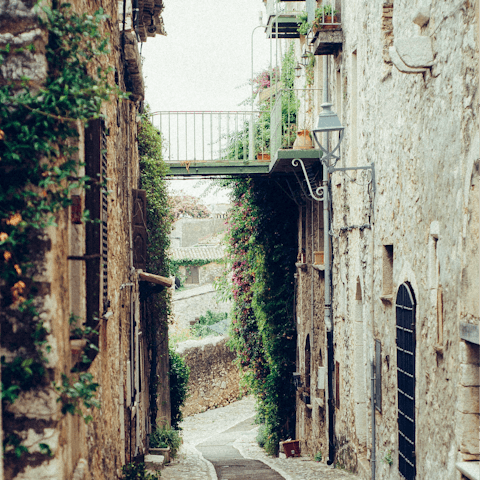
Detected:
[160,397,359,480]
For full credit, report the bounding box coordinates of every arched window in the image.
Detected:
[396,283,416,480]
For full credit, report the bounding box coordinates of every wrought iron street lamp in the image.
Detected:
[295,62,302,78]
[311,102,344,166]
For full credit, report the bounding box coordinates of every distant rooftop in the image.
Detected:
[170,245,225,261]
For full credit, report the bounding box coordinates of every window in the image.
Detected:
[85,118,108,324]
[382,244,394,296]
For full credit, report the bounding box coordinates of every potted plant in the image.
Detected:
[296,11,311,35]
[312,6,339,31]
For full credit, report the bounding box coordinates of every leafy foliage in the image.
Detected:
[191,310,229,338]
[169,348,190,429]
[150,425,182,458]
[169,191,210,219]
[55,372,100,424]
[120,462,160,480]
[223,177,297,455]
[138,112,173,428]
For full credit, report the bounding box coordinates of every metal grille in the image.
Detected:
[396,283,416,480]
[101,126,108,310]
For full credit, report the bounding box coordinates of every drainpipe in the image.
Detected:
[323,55,335,466]
[371,352,376,480]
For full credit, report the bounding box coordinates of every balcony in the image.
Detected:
[149,111,271,176]
[269,87,323,174]
[151,88,323,177]
[310,1,343,55]
[264,0,303,39]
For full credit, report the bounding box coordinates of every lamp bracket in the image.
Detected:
[328,162,376,194]
[292,158,326,202]
[314,130,345,166]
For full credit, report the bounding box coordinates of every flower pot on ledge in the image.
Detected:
[257,153,271,161]
[293,129,313,150]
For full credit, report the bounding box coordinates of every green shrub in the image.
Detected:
[120,462,159,480]
[256,424,267,448]
[150,426,182,458]
[169,348,190,429]
[191,311,229,338]
[314,451,322,462]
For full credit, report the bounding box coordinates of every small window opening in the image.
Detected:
[382,245,394,295]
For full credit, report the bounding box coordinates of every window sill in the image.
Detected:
[295,262,307,270]
[456,462,479,480]
[380,294,393,303]
[312,264,325,271]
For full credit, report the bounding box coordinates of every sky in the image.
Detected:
[141,0,276,205]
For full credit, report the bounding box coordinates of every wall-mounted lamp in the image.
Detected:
[295,62,302,78]
[312,102,344,166]
[300,50,309,67]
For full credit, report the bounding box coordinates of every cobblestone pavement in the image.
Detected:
[160,397,359,480]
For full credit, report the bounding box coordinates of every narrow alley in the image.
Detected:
[160,397,359,480]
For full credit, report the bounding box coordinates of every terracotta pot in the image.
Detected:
[257,153,271,161]
[293,129,313,150]
[322,15,338,29]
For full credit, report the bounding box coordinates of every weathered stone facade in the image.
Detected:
[279,0,479,479]
[176,336,241,417]
[0,1,168,479]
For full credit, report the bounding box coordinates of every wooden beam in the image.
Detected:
[138,272,173,288]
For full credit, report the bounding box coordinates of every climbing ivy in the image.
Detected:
[223,177,298,455]
[0,2,123,455]
[137,111,174,428]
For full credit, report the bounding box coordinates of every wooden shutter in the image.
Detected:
[85,118,108,323]
[132,189,147,270]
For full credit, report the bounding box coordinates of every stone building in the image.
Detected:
[0,1,168,479]
[262,0,479,479]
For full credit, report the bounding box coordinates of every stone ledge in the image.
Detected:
[456,461,479,480]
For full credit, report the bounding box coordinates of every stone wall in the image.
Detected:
[176,336,241,417]
[172,284,232,331]
[290,0,479,478]
[0,1,167,479]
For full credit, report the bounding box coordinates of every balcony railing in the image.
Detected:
[149,88,322,169]
[270,87,323,152]
[311,0,341,32]
[149,111,269,164]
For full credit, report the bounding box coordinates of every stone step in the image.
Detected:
[144,454,165,471]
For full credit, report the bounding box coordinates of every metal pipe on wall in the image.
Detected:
[322,55,335,466]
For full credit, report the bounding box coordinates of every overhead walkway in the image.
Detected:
[150,88,324,179]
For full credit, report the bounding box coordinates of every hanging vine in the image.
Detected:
[224,177,298,455]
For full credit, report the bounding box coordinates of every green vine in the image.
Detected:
[137,110,173,429]
[1,2,124,456]
[54,373,100,424]
[222,177,297,455]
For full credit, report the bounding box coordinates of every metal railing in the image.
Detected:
[149,111,268,163]
[270,88,323,152]
[149,88,323,165]
[312,0,341,30]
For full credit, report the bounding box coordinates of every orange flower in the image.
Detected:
[14,264,22,275]
[0,129,4,140]
[4,251,11,261]
[0,232,8,241]
[11,281,26,305]
[6,213,22,226]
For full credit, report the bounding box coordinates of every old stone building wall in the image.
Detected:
[176,336,241,417]
[0,1,167,479]
[294,200,328,459]
[288,0,478,478]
